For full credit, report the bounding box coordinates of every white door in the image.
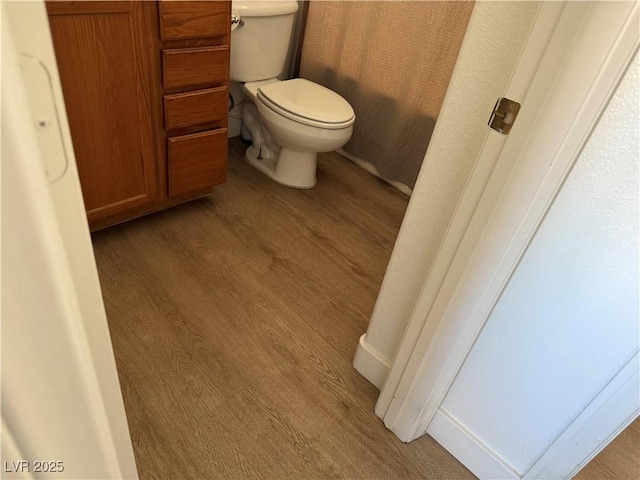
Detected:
[430,50,639,479]
[378,1,639,478]
[2,2,137,478]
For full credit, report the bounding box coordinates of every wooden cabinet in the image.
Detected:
[162,46,229,90]
[159,0,230,207]
[164,87,228,130]
[46,1,230,230]
[47,1,163,225]
[168,130,227,197]
[158,1,230,40]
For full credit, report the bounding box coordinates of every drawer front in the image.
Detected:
[164,87,227,130]
[159,1,230,40]
[163,46,228,90]
[168,129,227,196]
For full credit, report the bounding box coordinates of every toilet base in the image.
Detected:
[246,144,317,189]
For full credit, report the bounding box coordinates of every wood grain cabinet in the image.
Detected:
[47,0,230,230]
[158,1,230,40]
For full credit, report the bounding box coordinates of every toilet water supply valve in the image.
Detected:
[231,13,244,30]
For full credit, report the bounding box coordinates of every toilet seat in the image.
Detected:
[257,78,355,130]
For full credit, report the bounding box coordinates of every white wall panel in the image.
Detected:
[442,54,639,474]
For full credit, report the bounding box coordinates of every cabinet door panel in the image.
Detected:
[168,129,227,196]
[48,1,162,223]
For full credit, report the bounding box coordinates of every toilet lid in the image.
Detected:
[257,79,355,127]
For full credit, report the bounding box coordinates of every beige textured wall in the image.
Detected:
[300,1,474,188]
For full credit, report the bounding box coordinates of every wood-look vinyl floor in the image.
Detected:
[92,138,475,480]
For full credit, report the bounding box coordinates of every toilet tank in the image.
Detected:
[230,0,299,82]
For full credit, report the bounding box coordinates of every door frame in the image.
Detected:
[3,2,138,478]
[377,0,639,477]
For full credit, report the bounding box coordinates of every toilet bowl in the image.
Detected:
[231,0,355,189]
[241,78,354,188]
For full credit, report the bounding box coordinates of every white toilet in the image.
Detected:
[231,0,355,189]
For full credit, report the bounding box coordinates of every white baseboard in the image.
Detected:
[427,409,519,479]
[353,334,391,390]
[525,352,640,479]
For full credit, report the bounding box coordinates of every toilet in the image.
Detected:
[231,0,355,189]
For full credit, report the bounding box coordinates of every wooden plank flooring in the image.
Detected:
[92,138,475,479]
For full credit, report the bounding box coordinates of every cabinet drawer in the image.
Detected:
[159,1,230,40]
[168,129,227,196]
[164,87,227,130]
[163,46,228,90]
